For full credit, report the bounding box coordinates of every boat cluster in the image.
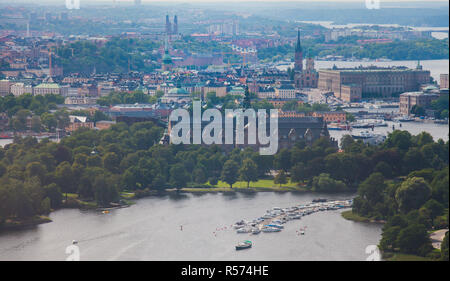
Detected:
[233,199,353,235]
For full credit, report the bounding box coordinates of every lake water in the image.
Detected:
[0,192,382,261]
[332,106,450,144]
[298,21,449,39]
[330,120,449,145]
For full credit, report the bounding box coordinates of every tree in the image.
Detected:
[403,148,426,173]
[30,116,42,132]
[274,170,288,187]
[431,168,449,207]
[374,161,392,178]
[395,177,431,213]
[242,86,251,109]
[169,163,190,189]
[441,232,449,261]
[411,105,426,116]
[239,158,258,188]
[221,160,239,188]
[421,199,444,221]
[54,145,73,164]
[94,174,119,206]
[0,163,6,178]
[193,167,207,184]
[44,183,63,209]
[384,130,412,152]
[340,135,355,152]
[102,152,120,174]
[291,162,306,183]
[41,113,57,131]
[396,224,432,256]
[379,225,402,252]
[11,109,31,131]
[54,161,75,199]
[358,173,386,206]
[414,132,434,147]
[312,173,347,192]
[25,162,47,183]
[208,177,219,186]
[274,149,291,172]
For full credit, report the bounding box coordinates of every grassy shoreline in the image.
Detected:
[382,252,434,261]
[179,179,309,193]
[0,215,52,232]
[341,210,371,222]
[341,210,386,224]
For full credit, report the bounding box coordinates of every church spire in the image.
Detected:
[295,29,302,53]
[164,35,169,54]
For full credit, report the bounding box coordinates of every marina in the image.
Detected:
[231,199,353,247]
[0,193,381,261]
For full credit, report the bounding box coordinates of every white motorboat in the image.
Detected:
[251,228,261,235]
[237,228,251,234]
[262,227,281,233]
[235,240,252,250]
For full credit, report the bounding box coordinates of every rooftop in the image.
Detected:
[400,91,440,97]
[321,66,429,73]
[35,83,60,89]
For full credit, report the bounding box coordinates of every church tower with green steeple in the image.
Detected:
[162,36,173,71]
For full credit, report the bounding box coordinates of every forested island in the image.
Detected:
[46,37,450,75]
[258,38,449,62]
[0,117,448,260]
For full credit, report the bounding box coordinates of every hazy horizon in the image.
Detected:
[0,0,448,3]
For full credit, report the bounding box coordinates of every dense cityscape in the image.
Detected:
[0,0,448,264]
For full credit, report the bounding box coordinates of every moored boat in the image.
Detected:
[235,240,252,250]
[262,227,281,233]
[252,228,261,235]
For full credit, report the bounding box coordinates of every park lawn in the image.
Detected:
[182,179,307,192]
[0,215,52,231]
[341,210,372,223]
[384,253,433,261]
[215,179,299,188]
[121,192,136,199]
[65,193,79,199]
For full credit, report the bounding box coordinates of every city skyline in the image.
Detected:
[0,0,449,3]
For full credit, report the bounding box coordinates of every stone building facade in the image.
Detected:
[318,65,430,102]
[399,91,440,116]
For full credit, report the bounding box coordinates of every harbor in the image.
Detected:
[231,199,353,239]
[0,193,381,261]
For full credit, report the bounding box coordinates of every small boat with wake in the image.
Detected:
[235,240,252,250]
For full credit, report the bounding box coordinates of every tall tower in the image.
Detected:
[294,29,304,89]
[173,15,178,34]
[26,22,30,37]
[165,14,172,35]
[306,50,314,71]
[162,36,173,71]
[294,29,303,72]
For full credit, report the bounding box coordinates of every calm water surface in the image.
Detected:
[0,192,382,261]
